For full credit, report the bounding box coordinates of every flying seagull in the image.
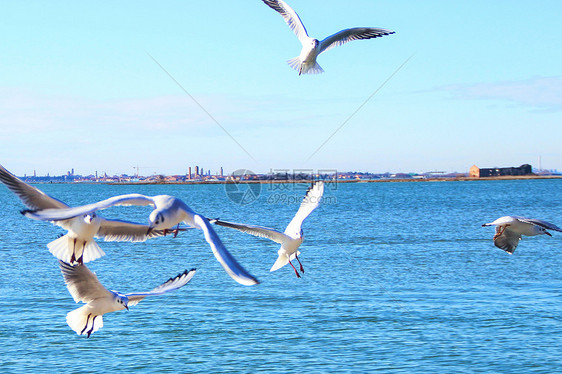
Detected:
[24,194,259,286]
[0,164,178,264]
[482,216,562,254]
[211,182,324,278]
[59,261,196,337]
[262,0,395,75]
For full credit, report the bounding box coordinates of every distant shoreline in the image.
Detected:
[22,174,562,185]
[101,175,562,185]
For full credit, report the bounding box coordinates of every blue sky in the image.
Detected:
[1,0,561,176]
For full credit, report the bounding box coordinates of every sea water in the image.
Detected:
[0,179,560,373]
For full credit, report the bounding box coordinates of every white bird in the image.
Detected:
[211,182,324,278]
[482,216,562,254]
[59,261,196,337]
[0,164,177,265]
[23,194,260,286]
[262,0,395,75]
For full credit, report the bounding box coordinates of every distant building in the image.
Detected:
[469,164,533,178]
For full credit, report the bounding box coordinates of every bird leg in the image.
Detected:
[295,253,304,273]
[493,225,510,240]
[77,242,86,265]
[288,260,301,278]
[86,316,97,338]
[173,223,181,238]
[70,238,78,264]
[80,314,92,335]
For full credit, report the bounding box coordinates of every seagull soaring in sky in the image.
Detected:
[482,216,562,254]
[211,182,324,278]
[59,261,196,337]
[0,164,174,264]
[261,0,395,75]
[24,194,259,286]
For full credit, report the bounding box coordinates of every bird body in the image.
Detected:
[262,0,395,75]
[270,239,303,272]
[59,261,196,337]
[482,216,562,253]
[212,182,324,277]
[48,214,105,264]
[289,38,323,75]
[65,291,125,338]
[0,164,171,264]
[25,193,259,286]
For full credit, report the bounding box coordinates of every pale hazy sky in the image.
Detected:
[1,0,561,176]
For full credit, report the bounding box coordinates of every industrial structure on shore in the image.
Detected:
[469,164,533,178]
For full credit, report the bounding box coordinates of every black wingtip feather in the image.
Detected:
[165,268,196,283]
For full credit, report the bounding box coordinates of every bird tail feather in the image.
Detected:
[270,251,301,272]
[66,307,103,337]
[82,241,105,263]
[287,57,302,71]
[305,62,324,75]
[287,57,324,75]
[47,235,105,264]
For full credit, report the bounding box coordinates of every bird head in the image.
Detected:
[535,226,552,236]
[312,39,319,48]
[83,212,97,224]
[114,294,129,311]
[149,210,166,230]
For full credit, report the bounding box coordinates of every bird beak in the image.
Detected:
[146,226,153,235]
[545,231,552,237]
[125,305,129,311]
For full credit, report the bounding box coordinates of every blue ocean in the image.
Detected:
[0,179,561,373]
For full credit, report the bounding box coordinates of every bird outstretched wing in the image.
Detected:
[210,219,288,244]
[493,228,522,254]
[58,261,111,303]
[127,269,197,306]
[284,181,324,236]
[319,27,395,54]
[194,214,259,286]
[0,164,68,210]
[517,218,562,232]
[22,194,156,221]
[262,0,309,44]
